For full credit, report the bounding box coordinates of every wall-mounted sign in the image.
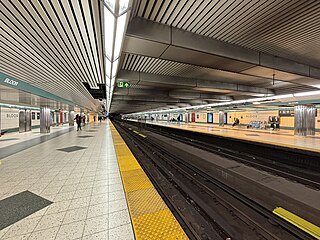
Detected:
[207,113,213,123]
[117,81,130,88]
[4,78,19,86]
[279,110,294,117]
[6,113,19,118]
[1,73,75,106]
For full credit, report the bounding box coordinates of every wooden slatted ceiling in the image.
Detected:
[0,0,104,109]
[131,0,320,68]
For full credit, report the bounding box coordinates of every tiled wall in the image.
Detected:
[0,107,19,130]
[195,112,207,123]
[0,107,41,132]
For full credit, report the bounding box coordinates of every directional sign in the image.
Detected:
[117,81,130,88]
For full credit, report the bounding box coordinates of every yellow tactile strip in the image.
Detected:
[273,207,320,239]
[109,121,188,240]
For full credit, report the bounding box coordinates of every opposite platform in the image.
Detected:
[141,120,320,153]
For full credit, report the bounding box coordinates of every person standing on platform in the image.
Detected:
[75,114,82,131]
[83,115,86,126]
[94,116,96,122]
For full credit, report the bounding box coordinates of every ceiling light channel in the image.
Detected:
[104,0,131,113]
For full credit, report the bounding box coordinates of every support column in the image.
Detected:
[40,106,51,133]
[294,105,316,136]
[69,111,75,126]
[219,110,224,127]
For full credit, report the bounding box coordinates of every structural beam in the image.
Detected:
[113,88,233,100]
[112,95,226,102]
[117,70,273,95]
[124,17,320,80]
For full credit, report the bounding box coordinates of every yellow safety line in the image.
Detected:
[132,130,147,138]
[138,134,147,138]
[273,207,320,239]
[109,121,188,240]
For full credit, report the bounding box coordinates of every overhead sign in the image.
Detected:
[0,73,75,106]
[117,81,130,88]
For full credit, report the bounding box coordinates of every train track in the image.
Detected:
[133,121,320,190]
[113,120,314,240]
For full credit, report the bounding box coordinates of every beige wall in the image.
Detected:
[88,113,98,122]
[228,110,284,125]
[200,108,320,129]
[195,112,207,123]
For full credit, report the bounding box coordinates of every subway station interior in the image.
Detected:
[0,1,320,240]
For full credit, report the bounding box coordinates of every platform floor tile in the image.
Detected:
[127,188,167,217]
[121,169,153,192]
[133,209,188,240]
[0,122,134,240]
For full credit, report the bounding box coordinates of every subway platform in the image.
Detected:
[0,121,187,240]
[0,122,135,240]
[140,120,320,153]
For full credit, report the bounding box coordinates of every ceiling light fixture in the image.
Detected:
[293,90,320,97]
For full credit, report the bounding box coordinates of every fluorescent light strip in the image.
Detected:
[293,90,320,97]
[127,90,320,115]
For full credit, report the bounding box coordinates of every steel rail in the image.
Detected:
[137,122,320,190]
[114,120,314,240]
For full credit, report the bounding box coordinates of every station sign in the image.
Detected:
[3,78,19,86]
[0,73,75,106]
[279,110,294,116]
[117,81,130,88]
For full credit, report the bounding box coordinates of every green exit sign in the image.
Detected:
[117,81,130,88]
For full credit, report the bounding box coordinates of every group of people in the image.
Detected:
[95,116,103,123]
[75,114,103,131]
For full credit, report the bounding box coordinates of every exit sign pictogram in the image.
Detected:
[117,81,130,88]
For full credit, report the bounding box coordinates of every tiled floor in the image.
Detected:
[0,125,73,148]
[0,122,134,240]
